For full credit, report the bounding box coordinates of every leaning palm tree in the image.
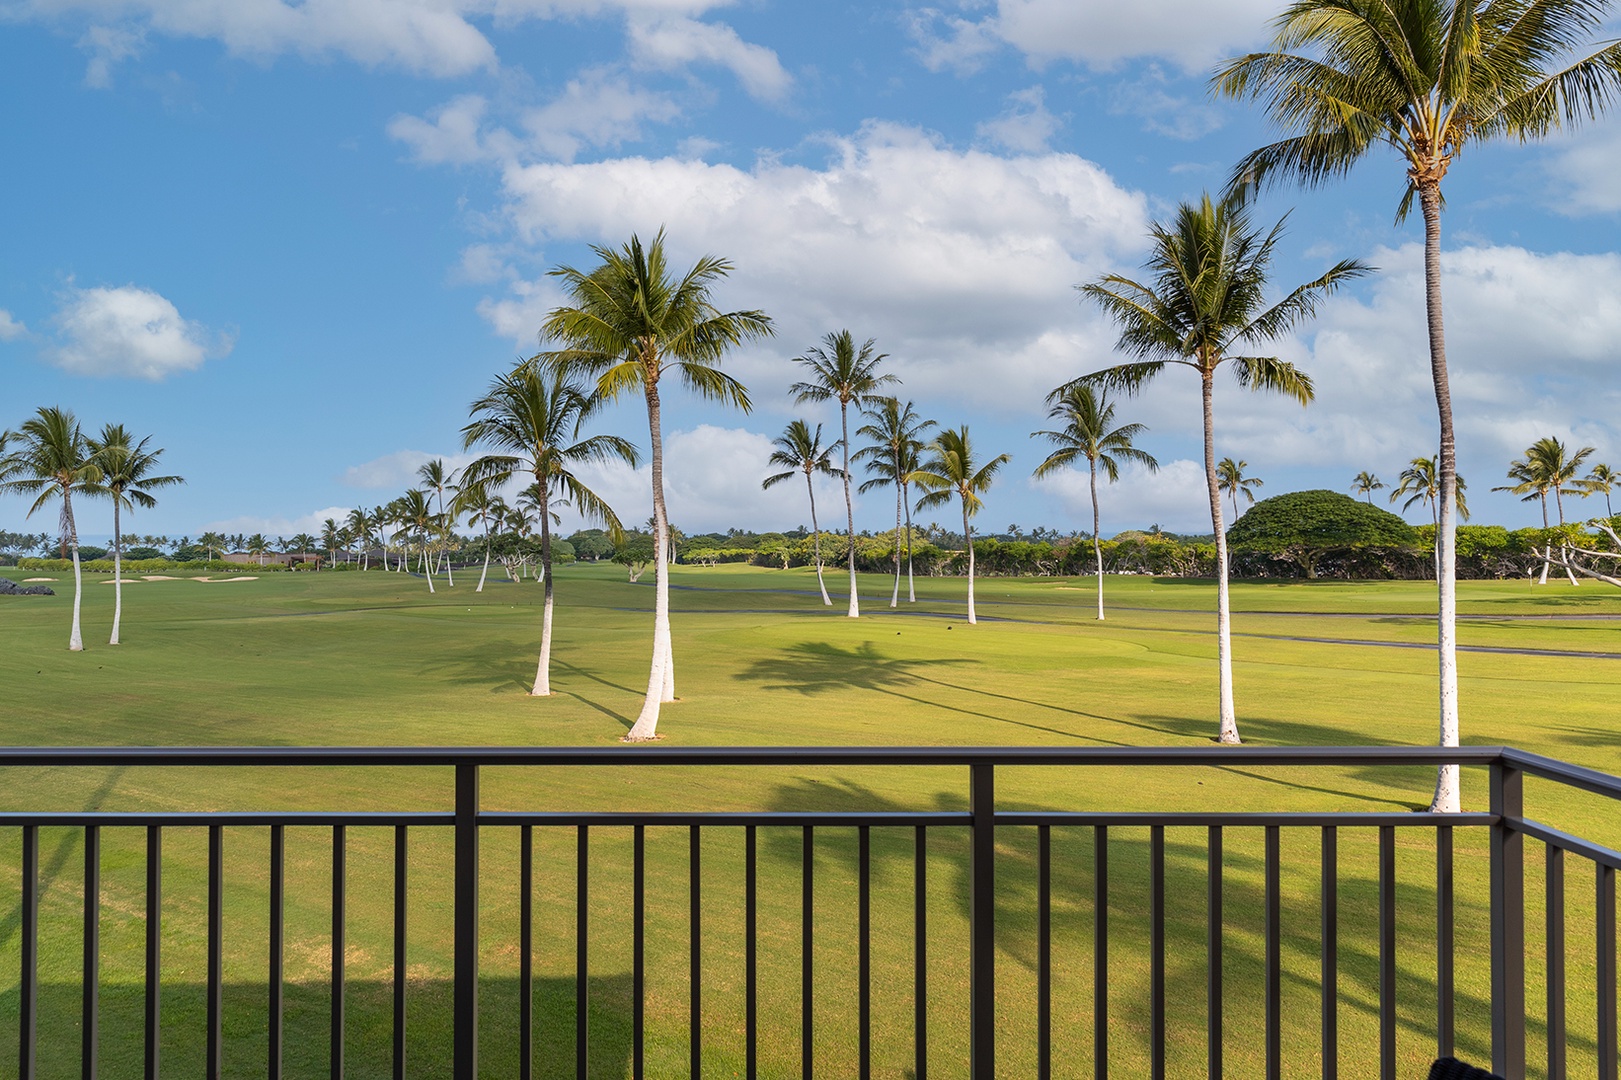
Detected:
[911,427,1011,626]
[87,424,184,645]
[0,407,106,650]
[1032,385,1158,620]
[1587,463,1618,519]
[418,459,456,585]
[854,397,936,607]
[762,420,843,606]
[1351,470,1385,504]
[1215,0,1621,810]
[1495,456,1558,582]
[461,363,639,695]
[790,331,898,618]
[453,481,501,593]
[1071,192,1368,744]
[541,230,771,740]
[1216,457,1264,520]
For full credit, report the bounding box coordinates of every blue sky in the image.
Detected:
[3,0,1620,545]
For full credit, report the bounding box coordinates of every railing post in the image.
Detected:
[454,762,480,1080]
[1491,756,1526,1080]
[970,762,995,1080]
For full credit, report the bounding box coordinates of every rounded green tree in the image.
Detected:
[1228,489,1417,579]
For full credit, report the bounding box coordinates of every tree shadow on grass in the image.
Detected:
[0,766,126,950]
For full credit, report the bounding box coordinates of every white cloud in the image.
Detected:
[340,449,480,490]
[0,309,27,341]
[203,505,355,540]
[78,23,144,87]
[625,15,791,101]
[906,9,1003,74]
[1548,124,1621,215]
[562,424,847,533]
[481,122,1150,414]
[975,85,1061,153]
[1030,459,1212,535]
[50,284,231,380]
[388,95,511,165]
[1107,65,1224,141]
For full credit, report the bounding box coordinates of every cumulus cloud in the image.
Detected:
[561,424,846,533]
[907,0,1278,73]
[203,506,356,540]
[0,309,27,341]
[480,122,1150,413]
[78,23,144,87]
[1548,125,1621,215]
[340,450,479,490]
[50,285,231,380]
[625,16,791,101]
[976,86,1061,153]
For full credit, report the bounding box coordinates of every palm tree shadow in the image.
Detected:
[0,765,127,948]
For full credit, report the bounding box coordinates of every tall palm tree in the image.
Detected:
[762,420,843,606]
[1495,456,1557,582]
[1216,457,1264,519]
[246,533,269,567]
[461,363,639,695]
[1216,0,1621,813]
[198,531,226,564]
[854,397,935,607]
[1587,463,1618,519]
[418,459,456,584]
[453,480,501,593]
[790,331,898,619]
[1394,456,1471,524]
[1351,470,1385,504]
[0,407,106,650]
[397,490,438,593]
[911,427,1011,625]
[1032,385,1158,620]
[321,519,342,568]
[346,507,373,570]
[1073,192,1368,744]
[541,230,771,740]
[1527,436,1597,527]
[87,424,184,645]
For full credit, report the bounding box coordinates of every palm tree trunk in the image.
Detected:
[1554,489,1579,585]
[1537,494,1552,585]
[626,378,672,741]
[806,472,831,605]
[963,502,976,625]
[477,520,491,593]
[110,498,123,645]
[1090,458,1104,621]
[533,483,554,696]
[64,495,84,652]
[1202,369,1239,744]
[423,541,436,593]
[891,450,903,607]
[903,482,917,602]
[1420,182,1461,814]
[841,402,859,618]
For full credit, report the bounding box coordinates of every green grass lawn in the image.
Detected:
[0,562,1618,1078]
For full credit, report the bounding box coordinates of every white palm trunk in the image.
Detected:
[891,457,903,608]
[1090,457,1105,621]
[110,498,124,645]
[65,499,84,652]
[841,402,859,618]
[477,527,491,592]
[806,472,831,605]
[1202,370,1240,744]
[627,381,673,740]
[963,503,977,625]
[533,486,554,696]
[904,483,917,602]
[423,543,435,594]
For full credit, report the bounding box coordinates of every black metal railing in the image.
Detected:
[2,745,1618,1080]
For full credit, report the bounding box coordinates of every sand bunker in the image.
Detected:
[99,578,139,584]
[142,575,181,581]
[22,577,56,582]
[193,576,257,583]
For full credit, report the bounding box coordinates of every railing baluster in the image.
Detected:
[1150,824,1164,1080]
[915,825,927,1080]
[802,824,814,1080]
[1208,825,1223,1080]
[332,824,346,1080]
[454,762,480,1080]
[746,824,757,1080]
[691,824,701,1080]
[1379,824,1395,1080]
[1600,861,1617,1080]
[633,824,645,1080]
[1095,825,1108,1080]
[270,824,284,1080]
[1038,824,1051,1080]
[1438,824,1455,1060]
[83,824,99,1080]
[1266,825,1281,1080]
[970,762,996,1080]
[520,824,532,1080]
[860,824,872,1080]
[578,824,589,1080]
[20,825,38,1080]
[145,824,161,1080]
[1491,758,1527,1080]
[1546,844,1564,1080]
[395,824,408,1080]
[1321,826,1337,1080]
[207,824,223,1080]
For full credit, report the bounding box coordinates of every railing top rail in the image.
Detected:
[1500,747,1621,800]
[0,744,1511,767]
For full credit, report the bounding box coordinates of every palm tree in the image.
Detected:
[1216,0,1621,811]
[418,459,456,584]
[1393,456,1471,524]
[1528,436,1597,527]
[397,490,438,592]
[1587,463,1618,519]
[790,331,898,618]
[911,428,1009,625]
[1073,192,1368,744]
[1032,385,1158,620]
[541,230,771,740]
[1351,471,1385,504]
[87,424,184,645]
[1216,457,1264,519]
[246,533,269,567]
[461,363,639,695]
[453,480,501,593]
[321,519,342,568]
[762,420,843,606]
[346,507,373,570]
[0,407,106,650]
[198,531,226,564]
[854,397,936,607]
